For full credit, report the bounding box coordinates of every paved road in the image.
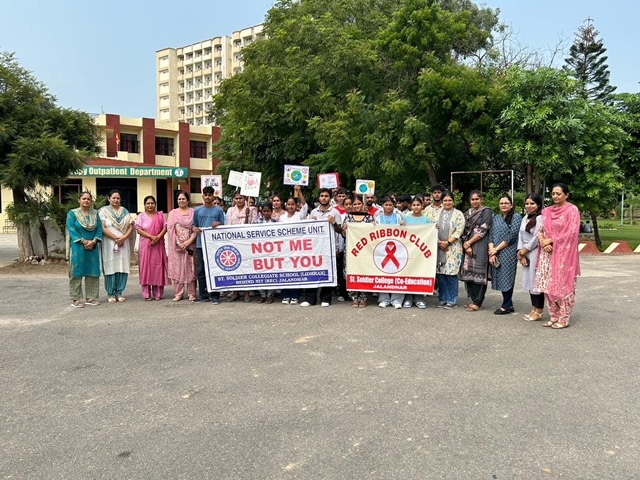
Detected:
[0,234,19,268]
[1,251,639,479]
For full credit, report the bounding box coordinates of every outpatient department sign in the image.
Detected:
[346,223,437,295]
[201,220,337,292]
[74,166,189,178]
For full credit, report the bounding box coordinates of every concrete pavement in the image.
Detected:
[0,233,19,267]
[1,250,639,479]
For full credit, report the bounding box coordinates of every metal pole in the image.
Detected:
[621,191,625,226]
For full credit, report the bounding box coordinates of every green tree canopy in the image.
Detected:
[211,0,503,194]
[0,51,100,260]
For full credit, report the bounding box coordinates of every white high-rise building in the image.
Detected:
[156,24,265,126]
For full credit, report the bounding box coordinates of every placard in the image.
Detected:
[201,175,223,197]
[240,171,262,197]
[355,179,376,196]
[346,223,437,295]
[283,165,310,186]
[317,173,340,189]
[201,220,337,291]
[228,170,243,187]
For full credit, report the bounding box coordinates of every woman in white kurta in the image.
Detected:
[518,193,544,321]
[99,190,134,303]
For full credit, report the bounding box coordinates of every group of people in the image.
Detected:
[66,181,581,329]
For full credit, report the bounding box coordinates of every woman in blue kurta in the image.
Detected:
[488,195,522,314]
[67,192,103,308]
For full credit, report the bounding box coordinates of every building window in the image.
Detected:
[190,140,207,158]
[54,179,83,204]
[120,133,139,153]
[155,137,174,156]
[190,176,201,193]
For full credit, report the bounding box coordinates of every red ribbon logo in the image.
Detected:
[381,241,400,269]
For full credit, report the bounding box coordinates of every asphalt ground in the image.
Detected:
[1,232,639,479]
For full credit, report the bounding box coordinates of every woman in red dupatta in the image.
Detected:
[534,183,581,329]
[135,195,169,300]
[167,191,197,302]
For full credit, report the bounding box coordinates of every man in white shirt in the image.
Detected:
[300,188,343,307]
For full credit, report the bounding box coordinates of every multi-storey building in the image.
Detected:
[0,113,221,228]
[156,24,265,126]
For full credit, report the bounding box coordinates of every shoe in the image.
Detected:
[337,296,345,302]
[212,298,221,305]
[144,297,153,301]
[266,297,273,304]
[443,303,458,310]
[300,301,311,307]
[290,299,298,305]
[416,301,427,309]
[108,297,117,304]
[84,299,100,306]
[282,298,290,305]
[403,301,412,308]
[352,300,360,308]
[258,297,266,304]
[117,296,126,303]
[192,297,204,303]
[358,301,367,308]
[228,293,239,302]
[437,301,447,308]
[494,307,514,315]
[378,302,390,308]
[71,300,84,308]
[393,303,403,310]
[321,302,330,307]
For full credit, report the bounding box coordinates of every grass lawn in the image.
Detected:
[595,221,640,250]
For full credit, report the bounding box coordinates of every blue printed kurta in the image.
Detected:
[489,213,522,292]
[67,209,103,278]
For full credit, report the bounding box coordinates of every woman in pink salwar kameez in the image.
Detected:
[534,183,581,329]
[135,196,169,300]
[167,191,197,302]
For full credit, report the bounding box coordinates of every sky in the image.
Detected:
[2,0,638,119]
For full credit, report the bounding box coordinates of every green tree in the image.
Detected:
[0,51,99,261]
[564,18,616,103]
[211,0,502,194]
[497,67,627,248]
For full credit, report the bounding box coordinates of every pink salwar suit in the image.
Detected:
[135,212,170,300]
[534,203,581,327]
[167,208,197,301]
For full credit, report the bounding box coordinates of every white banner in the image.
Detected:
[202,220,337,291]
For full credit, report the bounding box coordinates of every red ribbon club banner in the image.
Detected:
[345,223,437,295]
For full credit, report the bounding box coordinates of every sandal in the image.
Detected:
[173,297,182,302]
[352,300,360,308]
[523,310,543,322]
[84,299,100,306]
[464,304,480,312]
[542,319,557,327]
[359,301,367,308]
[108,297,117,304]
[266,297,273,304]
[551,322,569,329]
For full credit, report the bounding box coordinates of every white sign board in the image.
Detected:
[240,171,262,197]
[355,179,376,196]
[228,170,243,187]
[283,165,310,186]
[201,175,223,197]
[317,173,340,189]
